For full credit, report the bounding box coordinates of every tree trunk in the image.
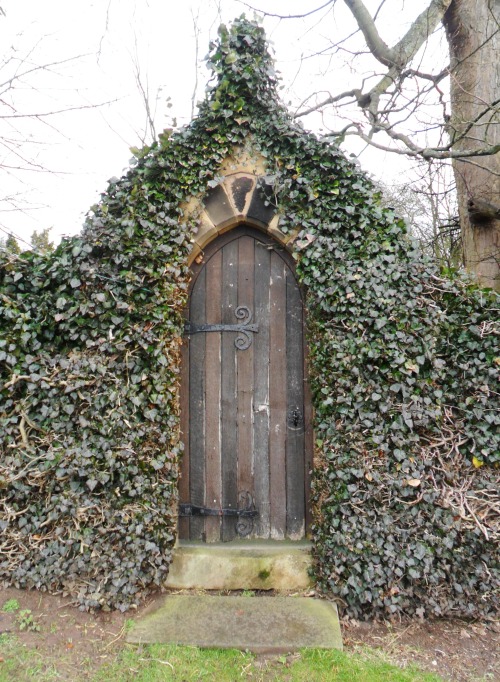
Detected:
[444,0,500,290]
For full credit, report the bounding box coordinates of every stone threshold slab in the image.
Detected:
[127,595,342,654]
[165,541,312,590]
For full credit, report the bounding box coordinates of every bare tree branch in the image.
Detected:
[130,37,156,146]
[191,8,201,121]
[342,123,500,160]
[392,0,453,65]
[296,88,362,117]
[0,54,91,93]
[236,0,335,20]
[343,0,395,66]
[1,100,117,119]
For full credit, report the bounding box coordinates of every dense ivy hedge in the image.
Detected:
[1,17,498,616]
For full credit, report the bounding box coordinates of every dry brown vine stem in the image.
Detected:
[21,411,42,431]
[3,374,30,389]
[399,492,424,506]
[3,453,47,483]
[18,415,28,446]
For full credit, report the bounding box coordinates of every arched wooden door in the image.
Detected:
[179,226,310,542]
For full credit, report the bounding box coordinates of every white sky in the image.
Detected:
[0,0,448,248]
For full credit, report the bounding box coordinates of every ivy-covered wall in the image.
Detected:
[1,17,498,617]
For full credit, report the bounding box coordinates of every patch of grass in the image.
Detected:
[0,634,48,682]
[124,618,136,632]
[0,634,74,682]
[95,644,444,682]
[290,648,443,681]
[0,632,444,682]
[1,599,20,613]
[94,645,251,681]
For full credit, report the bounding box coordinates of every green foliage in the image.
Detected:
[30,228,54,253]
[0,16,498,617]
[2,598,20,612]
[96,644,443,682]
[17,609,40,632]
[4,233,21,254]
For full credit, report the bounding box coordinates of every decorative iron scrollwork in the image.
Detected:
[184,305,258,350]
[235,490,257,537]
[233,306,256,350]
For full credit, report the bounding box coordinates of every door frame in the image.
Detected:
[178,224,313,541]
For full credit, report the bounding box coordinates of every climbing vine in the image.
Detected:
[1,17,498,616]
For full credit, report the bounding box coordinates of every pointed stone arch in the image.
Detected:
[184,167,298,265]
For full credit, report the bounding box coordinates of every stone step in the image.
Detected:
[127,595,342,653]
[165,540,312,591]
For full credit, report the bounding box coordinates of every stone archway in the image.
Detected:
[184,170,297,266]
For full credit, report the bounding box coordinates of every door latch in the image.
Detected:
[287,407,303,428]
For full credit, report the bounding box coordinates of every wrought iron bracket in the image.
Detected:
[185,305,258,350]
[179,491,258,537]
[179,504,258,519]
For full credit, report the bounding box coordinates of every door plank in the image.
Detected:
[204,250,223,541]
[178,333,190,540]
[253,240,271,537]
[269,251,287,539]
[285,268,305,539]
[189,266,206,540]
[236,236,255,525]
[220,239,239,541]
[303,350,314,534]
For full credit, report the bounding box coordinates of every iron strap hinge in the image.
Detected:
[179,504,259,519]
[184,322,259,334]
[180,491,258,537]
[184,305,258,350]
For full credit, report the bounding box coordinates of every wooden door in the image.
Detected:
[179,226,309,542]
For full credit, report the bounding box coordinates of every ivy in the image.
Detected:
[1,16,498,617]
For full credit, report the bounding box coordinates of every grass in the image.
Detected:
[1,599,20,613]
[0,634,60,682]
[94,644,443,682]
[0,633,444,682]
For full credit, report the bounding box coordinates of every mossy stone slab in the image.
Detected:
[127,595,342,653]
[165,541,312,590]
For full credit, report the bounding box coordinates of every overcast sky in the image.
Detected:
[1,1,446,248]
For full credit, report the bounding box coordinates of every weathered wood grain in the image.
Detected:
[204,250,222,541]
[253,240,271,537]
[285,267,305,539]
[221,239,239,541]
[188,265,206,540]
[269,251,287,539]
[236,236,255,517]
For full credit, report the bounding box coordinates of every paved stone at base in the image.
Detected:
[127,595,342,653]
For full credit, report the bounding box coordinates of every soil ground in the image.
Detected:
[0,586,498,681]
